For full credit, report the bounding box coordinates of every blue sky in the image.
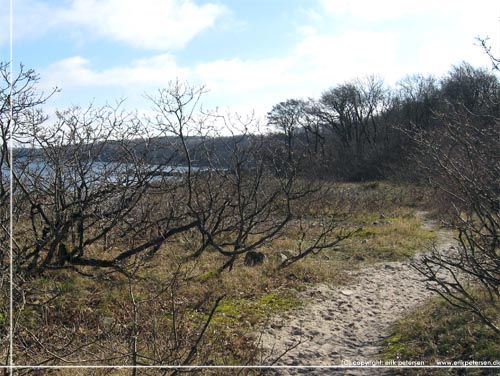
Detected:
[1,0,500,119]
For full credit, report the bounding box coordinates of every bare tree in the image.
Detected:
[148,82,315,272]
[267,99,307,164]
[394,74,440,131]
[1,71,353,368]
[10,102,193,273]
[1,63,57,264]
[407,46,500,336]
[318,75,386,151]
[411,102,500,336]
[266,99,328,177]
[311,75,388,179]
[440,61,500,117]
[0,63,59,366]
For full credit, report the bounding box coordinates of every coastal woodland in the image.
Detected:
[0,47,499,374]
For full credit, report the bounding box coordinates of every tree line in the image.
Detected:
[267,61,500,182]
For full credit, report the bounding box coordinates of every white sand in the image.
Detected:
[258,217,454,375]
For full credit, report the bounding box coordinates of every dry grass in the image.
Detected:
[384,294,500,376]
[8,180,438,372]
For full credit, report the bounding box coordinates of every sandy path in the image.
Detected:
[259,217,453,375]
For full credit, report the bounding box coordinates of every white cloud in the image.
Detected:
[295,30,400,79]
[60,0,226,50]
[317,0,500,45]
[181,29,401,110]
[37,28,413,116]
[318,0,460,22]
[35,0,500,119]
[195,57,298,92]
[192,30,398,100]
[6,0,226,50]
[41,54,190,89]
[311,0,500,78]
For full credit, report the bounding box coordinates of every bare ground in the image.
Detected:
[258,215,454,375]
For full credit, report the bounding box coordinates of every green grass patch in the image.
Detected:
[340,213,437,263]
[195,292,303,366]
[192,268,222,282]
[210,292,301,327]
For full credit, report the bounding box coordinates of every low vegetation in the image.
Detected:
[385,295,500,376]
[2,180,438,373]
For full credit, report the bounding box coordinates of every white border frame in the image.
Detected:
[8,0,14,373]
[4,1,499,374]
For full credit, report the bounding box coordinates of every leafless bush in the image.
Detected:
[1,69,353,368]
[411,105,500,336]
